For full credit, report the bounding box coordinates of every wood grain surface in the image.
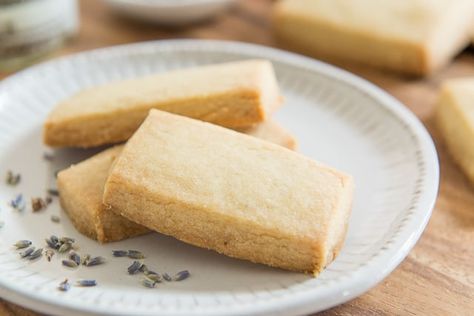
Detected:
[1,0,473,315]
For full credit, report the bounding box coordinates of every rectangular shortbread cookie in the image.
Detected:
[273,0,474,76]
[103,110,353,274]
[44,60,282,148]
[435,78,474,184]
[58,121,297,243]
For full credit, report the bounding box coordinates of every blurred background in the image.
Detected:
[1,0,473,81]
[1,0,473,119]
[0,0,268,73]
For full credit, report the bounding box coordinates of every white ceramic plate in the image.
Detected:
[0,40,439,316]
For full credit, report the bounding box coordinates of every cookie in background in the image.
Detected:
[43,60,282,148]
[273,0,474,76]
[103,110,353,274]
[435,78,474,185]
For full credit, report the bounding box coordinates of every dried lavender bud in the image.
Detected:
[62,259,78,268]
[69,251,81,266]
[112,250,128,257]
[31,197,47,212]
[162,273,172,282]
[58,279,70,291]
[142,277,156,288]
[127,261,143,275]
[6,170,21,186]
[14,240,32,249]
[76,279,97,287]
[58,243,72,253]
[45,249,54,262]
[20,246,35,258]
[85,256,105,267]
[47,188,59,196]
[10,194,25,211]
[145,273,162,283]
[28,248,43,260]
[127,250,145,259]
[173,270,190,281]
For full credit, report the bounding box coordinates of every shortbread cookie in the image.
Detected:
[273,0,474,76]
[58,121,297,243]
[103,110,353,274]
[240,120,297,150]
[57,146,150,243]
[44,60,282,148]
[435,78,474,184]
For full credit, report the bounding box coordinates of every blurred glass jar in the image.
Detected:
[0,0,78,72]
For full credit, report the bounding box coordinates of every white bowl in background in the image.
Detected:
[104,0,236,26]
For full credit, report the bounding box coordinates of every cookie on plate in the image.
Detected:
[103,110,353,274]
[240,120,297,150]
[57,146,149,243]
[44,60,282,148]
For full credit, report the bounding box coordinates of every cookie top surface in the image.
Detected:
[275,0,472,43]
[107,110,353,239]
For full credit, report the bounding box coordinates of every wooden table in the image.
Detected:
[1,0,473,315]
